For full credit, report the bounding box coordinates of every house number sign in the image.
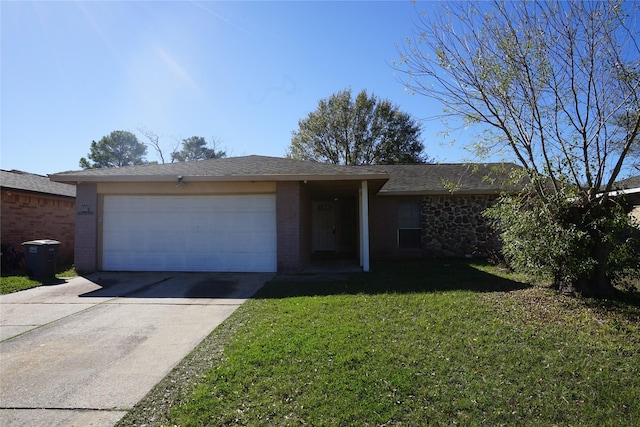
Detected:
[78,204,93,215]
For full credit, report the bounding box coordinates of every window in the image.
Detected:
[398,201,421,249]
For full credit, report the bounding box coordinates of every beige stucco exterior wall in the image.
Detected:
[630,206,640,227]
[96,181,275,195]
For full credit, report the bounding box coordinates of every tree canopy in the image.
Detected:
[171,136,226,162]
[287,88,426,165]
[397,0,640,296]
[80,130,226,168]
[79,130,148,169]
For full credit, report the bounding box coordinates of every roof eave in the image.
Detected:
[49,173,390,185]
[377,189,507,196]
[1,186,75,199]
[602,187,640,197]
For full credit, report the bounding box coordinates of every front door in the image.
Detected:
[312,201,336,252]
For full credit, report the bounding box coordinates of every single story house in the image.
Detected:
[1,169,76,266]
[49,156,520,274]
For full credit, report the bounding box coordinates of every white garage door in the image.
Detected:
[102,195,277,272]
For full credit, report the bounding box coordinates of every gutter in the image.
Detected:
[49,173,390,185]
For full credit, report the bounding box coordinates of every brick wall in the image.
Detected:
[73,183,98,274]
[369,196,404,259]
[1,189,75,265]
[276,181,303,272]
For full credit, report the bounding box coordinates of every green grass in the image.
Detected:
[0,265,77,294]
[118,260,640,426]
[0,275,44,294]
[57,265,78,278]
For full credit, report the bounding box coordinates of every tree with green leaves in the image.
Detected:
[171,136,226,163]
[79,130,148,169]
[287,88,426,165]
[397,0,640,296]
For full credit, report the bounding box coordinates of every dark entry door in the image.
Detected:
[312,201,336,251]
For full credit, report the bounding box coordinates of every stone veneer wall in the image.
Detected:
[420,195,500,257]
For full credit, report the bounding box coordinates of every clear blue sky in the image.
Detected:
[2,0,478,176]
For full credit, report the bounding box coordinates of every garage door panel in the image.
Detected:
[102,195,276,272]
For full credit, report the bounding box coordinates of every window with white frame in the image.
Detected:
[398,201,421,249]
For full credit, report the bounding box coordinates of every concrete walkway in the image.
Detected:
[0,272,271,427]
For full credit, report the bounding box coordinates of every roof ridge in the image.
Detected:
[1,169,48,178]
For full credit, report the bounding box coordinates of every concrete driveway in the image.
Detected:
[0,272,271,427]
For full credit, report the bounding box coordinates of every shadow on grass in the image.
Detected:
[257,259,531,299]
[582,288,640,314]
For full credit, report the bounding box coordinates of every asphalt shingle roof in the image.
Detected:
[1,170,76,198]
[49,155,521,195]
[615,175,640,190]
[50,155,385,180]
[368,163,522,195]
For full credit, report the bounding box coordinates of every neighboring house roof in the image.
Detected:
[1,169,76,198]
[611,175,640,202]
[49,155,521,195]
[614,175,640,190]
[598,175,640,199]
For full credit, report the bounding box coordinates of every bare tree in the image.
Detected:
[397,0,640,296]
[137,126,181,164]
[399,0,639,194]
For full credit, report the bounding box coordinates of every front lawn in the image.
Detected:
[118,260,640,426]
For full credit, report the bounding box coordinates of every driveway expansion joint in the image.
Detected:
[0,406,131,413]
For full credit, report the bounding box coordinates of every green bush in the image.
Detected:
[485,185,639,296]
